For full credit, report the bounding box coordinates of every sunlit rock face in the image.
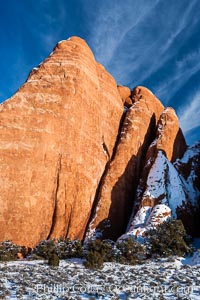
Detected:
[0,37,123,247]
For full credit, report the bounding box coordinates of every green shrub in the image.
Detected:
[32,238,84,260]
[33,239,55,259]
[87,239,114,261]
[146,219,192,257]
[0,241,28,261]
[116,237,145,265]
[84,239,114,269]
[84,250,104,269]
[48,253,60,267]
[84,238,147,268]
[55,238,83,259]
[0,252,16,261]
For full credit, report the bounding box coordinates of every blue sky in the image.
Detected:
[0,0,200,145]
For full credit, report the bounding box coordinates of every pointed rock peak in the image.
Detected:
[0,36,123,247]
[66,37,94,60]
[0,35,199,246]
[131,86,159,103]
[52,36,96,63]
[158,107,178,128]
[129,86,164,124]
[55,36,92,50]
[21,35,98,93]
[155,107,187,162]
[26,36,95,82]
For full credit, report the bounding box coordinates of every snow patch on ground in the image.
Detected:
[1,253,200,300]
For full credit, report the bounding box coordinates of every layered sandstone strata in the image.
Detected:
[0,37,123,247]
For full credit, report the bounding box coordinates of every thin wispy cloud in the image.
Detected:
[178,91,200,134]
[139,1,197,82]
[86,0,200,144]
[155,49,200,101]
[88,0,159,66]
[88,0,198,86]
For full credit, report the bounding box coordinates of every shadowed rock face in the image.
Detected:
[0,37,123,247]
[0,36,199,247]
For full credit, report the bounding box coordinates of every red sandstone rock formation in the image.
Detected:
[134,107,187,212]
[146,107,187,163]
[0,37,123,247]
[0,36,199,247]
[117,86,132,108]
[124,144,200,239]
[134,107,187,211]
[124,113,197,240]
[87,87,164,240]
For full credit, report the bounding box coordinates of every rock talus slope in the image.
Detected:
[0,37,123,247]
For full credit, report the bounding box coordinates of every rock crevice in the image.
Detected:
[47,153,62,240]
